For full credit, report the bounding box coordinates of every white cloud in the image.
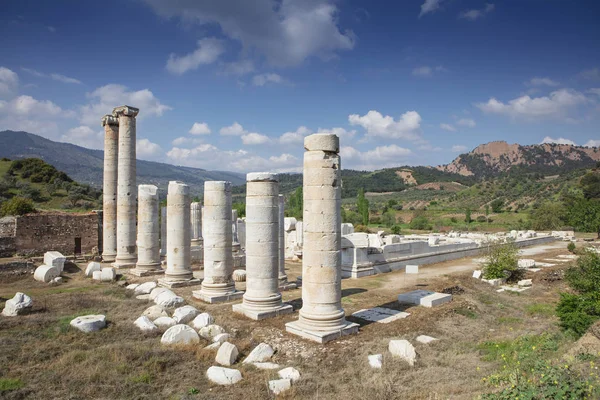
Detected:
[587,88,600,96]
[527,77,559,87]
[584,140,600,147]
[252,73,286,86]
[21,68,45,78]
[220,60,255,76]
[456,118,476,127]
[440,123,456,132]
[144,0,355,67]
[241,132,270,145]
[541,136,577,145]
[171,136,205,146]
[3,95,63,116]
[60,126,103,149]
[341,144,412,170]
[166,38,224,75]
[476,89,588,119]
[579,68,600,80]
[316,127,356,139]
[412,65,445,77]
[348,110,422,141]
[220,122,246,136]
[79,84,171,126]
[136,138,163,159]
[189,122,211,135]
[0,94,71,139]
[279,126,312,144]
[459,3,495,20]
[451,145,468,153]
[0,67,19,97]
[419,0,443,17]
[50,73,82,84]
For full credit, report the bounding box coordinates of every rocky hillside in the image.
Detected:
[437,141,600,178]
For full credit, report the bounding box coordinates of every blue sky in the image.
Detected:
[0,0,599,172]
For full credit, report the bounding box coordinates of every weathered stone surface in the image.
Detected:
[100,267,116,282]
[149,287,169,301]
[253,362,280,370]
[405,265,419,274]
[191,313,214,329]
[243,343,274,364]
[142,305,169,320]
[215,342,239,366]
[162,181,194,284]
[70,315,106,333]
[126,283,139,290]
[397,290,452,308]
[51,277,63,285]
[136,294,150,300]
[154,316,176,329]
[2,292,33,316]
[155,290,185,308]
[368,354,383,369]
[160,324,200,345]
[206,366,242,385]
[416,335,438,344]
[518,279,533,287]
[204,342,222,350]
[278,367,301,382]
[212,333,231,344]
[172,305,199,324]
[269,379,291,395]
[85,262,102,277]
[472,270,482,279]
[518,259,536,268]
[44,251,66,274]
[34,265,59,283]
[389,339,417,366]
[232,269,246,282]
[134,316,158,333]
[199,324,226,340]
[134,281,157,295]
[92,270,102,281]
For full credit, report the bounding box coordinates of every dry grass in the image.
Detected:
[0,242,586,399]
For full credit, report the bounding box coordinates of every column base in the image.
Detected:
[102,253,117,263]
[158,278,202,288]
[232,303,293,320]
[129,268,165,277]
[285,320,359,344]
[111,261,136,269]
[192,290,244,304]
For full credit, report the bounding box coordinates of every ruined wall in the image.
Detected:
[13,212,99,256]
[0,217,16,237]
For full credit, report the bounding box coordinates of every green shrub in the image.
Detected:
[567,241,576,253]
[476,215,487,223]
[0,196,36,217]
[391,225,402,234]
[482,242,519,280]
[409,215,430,230]
[354,224,370,233]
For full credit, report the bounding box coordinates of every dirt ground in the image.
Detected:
[0,240,589,399]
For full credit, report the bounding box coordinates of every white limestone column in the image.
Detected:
[160,206,167,256]
[159,181,200,288]
[112,105,138,268]
[278,194,289,286]
[101,115,118,262]
[191,202,203,245]
[233,173,292,319]
[232,210,240,246]
[286,133,358,343]
[133,185,162,276]
[193,181,242,303]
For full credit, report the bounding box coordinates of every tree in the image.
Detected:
[581,172,600,200]
[465,208,472,224]
[287,187,303,220]
[382,210,396,227]
[482,241,519,280]
[232,202,246,218]
[530,202,567,230]
[0,197,36,217]
[409,215,430,230]
[67,186,86,207]
[357,188,369,226]
[491,199,504,213]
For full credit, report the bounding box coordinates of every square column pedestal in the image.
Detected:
[285,321,359,344]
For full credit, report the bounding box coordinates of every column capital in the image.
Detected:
[101,114,119,127]
[112,105,140,118]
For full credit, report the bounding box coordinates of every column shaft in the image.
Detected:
[160,206,167,256]
[134,185,162,274]
[191,202,202,245]
[164,181,192,281]
[278,194,287,284]
[101,115,118,262]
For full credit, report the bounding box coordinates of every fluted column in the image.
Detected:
[159,181,200,288]
[193,181,243,303]
[191,202,202,245]
[286,133,358,343]
[101,115,118,262]
[160,206,167,256]
[112,105,138,269]
[132,185,163,276]
[233,173,292,319]
[278,195,288,285]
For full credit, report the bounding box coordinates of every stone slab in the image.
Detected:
[192,290,244,304]
[351,307,410,323]
[405,265,419,274]
[158,278,202,289]
[285,321,359,344]
[128,269,165,277]
[279,282,298,291]
[232,303,293,320]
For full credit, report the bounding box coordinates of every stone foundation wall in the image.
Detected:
[0,217,16,237]
[13,212,99,256]
[0,237,16,257]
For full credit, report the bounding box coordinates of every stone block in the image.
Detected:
[199,324,226,340]
[134,316,158,333]
[100,267,116,282]
[70,315,106,332]
[416,335,438,344]
[2,292,33,316]
[215,342,239,366]
[191,313,214,329]
[253,362,280,370]
[518,279,533,287]
[153,317,176,329]
[160,324,200,345]
[142,305,169,320]
[405,265,419,274]
[388,339,416,366]
[420,293,452,308]
[85,262,101,277]
[472,270,482,279]
[242,343,274,364]
[352,307,410,323]
[172,305,199,324]
[269,379,291,395]
[92,270,102,281]
[278,367,301,382]
[34,265,59,283]
[206,366,242,385]
[44,251,66,274]
[368,354,383,369]
[134,281,157,295]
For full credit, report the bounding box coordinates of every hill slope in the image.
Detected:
[0,131,245,193]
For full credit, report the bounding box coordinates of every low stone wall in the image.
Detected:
[0,237,16,257]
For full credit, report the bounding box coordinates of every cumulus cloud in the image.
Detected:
[348,110,422,141]
[456,118,476,127]
[476,89,588,120]
[144,0,355,67]
[252,73,287,86]
[527,77,560,87]
[241,132,270,145]
[341,144,412,170]
[79,84,171,126]
[419,0,443,17]
[166,38,224,75]
[412,65,445,77]
[220,59,255,76]
[189,122,211,135]
[279,126,312,144]
[21,67,81,84]
[172,136,205,146]
[451,145,468,152]
[220,122,246,136]
[60,126,103,149]
[0,67,19,97]
[440,123,456,132]
[316,127,356,139]
[0,94,70,138]
[2,95,63,117]
[584,140,600,147]
[541,136,577,145]
[459,3,495,20]
[137,138,163,159]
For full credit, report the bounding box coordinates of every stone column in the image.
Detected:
[286,133,358,343]
[160,206,167,257]
[101,115,118,262]
[132,185,163,276]
[112,105,138,269]
[233,173,292,319]
[278,195,296,290]
[193,181,243,303]
[190,201,203,265]
[159,181,200,288]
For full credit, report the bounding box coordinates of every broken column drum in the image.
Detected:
[193,181,242,303]
[101,114,119,262]
[112,105,139,268]
[286,133,358,343]
[191,202,202,245]
[133,185,162,275]
[233,173,292,319]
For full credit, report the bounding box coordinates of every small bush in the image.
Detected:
[391,225,402,234]
[0,196,36,217]
[567,241,576,253]
[354,224,370,233]
[476,215,487,223]
[409,215,430,230]
[482,242,519,280]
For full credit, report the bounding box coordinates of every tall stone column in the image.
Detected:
[278,195,296,290]
[160,206,167,257]
[191,202,203,245]
[233,173,292,319]
[101,115,119,262]
[286,133,358,343]
[132,185,163,276]
[112,105,138,269]
[159,181,200,288]
[193,181,243,303]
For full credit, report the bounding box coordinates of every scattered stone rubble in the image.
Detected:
[2,292,33,316]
